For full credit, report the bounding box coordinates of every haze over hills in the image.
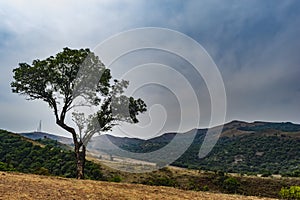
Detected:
[20,132,73,145]
[88,120,300,150]
[2,127,300,199]
[19,120,300,175]
[20,120,300,143]
[86,120,300,175]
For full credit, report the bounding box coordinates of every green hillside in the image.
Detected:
[1,128,300,198]
[94,121,300,176]
[174,121,300,176]
[174,133,300,176]
[0,129,102,180]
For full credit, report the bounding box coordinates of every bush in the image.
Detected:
[261,172,272,177]
[202,185,209,191]
[279,186,300,199]
[142,175,177,187]
[34,167,50,175]
[0,161,14,171]
[223,177,240,193]
[110,175,122,182]
[293,170,300,177]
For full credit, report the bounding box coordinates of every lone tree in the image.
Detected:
[11,47,147,179]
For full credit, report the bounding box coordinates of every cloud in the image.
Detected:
[0,0,300,138]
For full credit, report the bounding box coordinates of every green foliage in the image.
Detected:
[223,177,240,193]
[11,48,95,101]
[159,167,173,174]
[293,170,300,177]
[238,122,300,132]
[110,175,122,182]
[11,47,147,179]
[279,186,300,199]
[0,161,15,171]
[261,171,272,177]
[246,172,258,176]
[106,125,300,176]
[11,47,147,135]
[173,134,300,176]
[34,167,50,175]
[0,130,103,180]
[282,170,300,178]
[202,185,209,191]
[36,138,71,150]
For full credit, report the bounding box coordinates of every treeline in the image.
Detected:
[110,128,300,176]
[174,134,300,176]
[87,121,300,176]
[0,129,102,180]
[1,129,300,198]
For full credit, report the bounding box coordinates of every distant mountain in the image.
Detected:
[89,134,144,152]
[20,132,73,145]
[2,128,300,198]
[17,121,300,175]
[88,120,300,176]
[221,120,300,137]
[172,121,300,175]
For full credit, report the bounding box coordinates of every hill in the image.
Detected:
[173,121,300,175]
[88,121,300,176]
[14,121,300,176]
[20,131,73,145]
[0,172,275,200]
[0,129,102,179]
[1,128,300,198]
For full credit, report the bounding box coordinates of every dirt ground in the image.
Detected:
[0,172,275,200]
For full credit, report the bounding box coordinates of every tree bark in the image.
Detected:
[74,142,86,179]
[57,120,86,179]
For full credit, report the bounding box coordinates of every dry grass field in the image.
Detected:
[0,172,275,200]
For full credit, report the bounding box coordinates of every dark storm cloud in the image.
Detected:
[0,0,299,137]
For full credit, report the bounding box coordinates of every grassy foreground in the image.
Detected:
[0,172,274,200]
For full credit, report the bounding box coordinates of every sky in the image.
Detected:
[0,0,300,138]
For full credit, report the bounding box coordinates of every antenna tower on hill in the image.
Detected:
[37,120,42,132]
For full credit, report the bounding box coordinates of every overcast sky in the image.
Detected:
[0,0,300,138]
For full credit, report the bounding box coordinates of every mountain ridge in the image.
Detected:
[20,131,73,144]
[88,120,300,175]
[18,120,300,142]
[17,120,300,175]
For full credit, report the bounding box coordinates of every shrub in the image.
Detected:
[293,170,300,177]
[217,171,225,177]
[110,175,122,182]
[142,175,177,187]
[0,162,14,171]
[279,186,300,199]
[202,185,209,191]
[261,172,272,177]
[34,167,50,175]
[223,177,240,193]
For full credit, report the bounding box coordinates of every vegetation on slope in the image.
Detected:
[1,128,300,199]
[0,129,102,180]
[97,165,300,198]
[103,121,300,176]
[174,134,300,176]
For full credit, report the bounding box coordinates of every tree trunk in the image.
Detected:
[56,120,87,179]
[75,143,86,179]
[54,119,86,179]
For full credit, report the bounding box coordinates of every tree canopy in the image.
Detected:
[11,47,147,178]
